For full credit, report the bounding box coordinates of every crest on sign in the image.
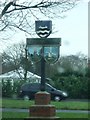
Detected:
[35,20,52,38]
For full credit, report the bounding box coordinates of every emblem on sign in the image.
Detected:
[35,20,52,38]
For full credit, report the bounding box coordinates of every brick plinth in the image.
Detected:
[29,105,55,117]
[35,91,51,105]
[25,91,60,119]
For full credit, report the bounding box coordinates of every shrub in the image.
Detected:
[52,75,89,99]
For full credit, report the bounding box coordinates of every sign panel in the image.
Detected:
[26,38,61,46]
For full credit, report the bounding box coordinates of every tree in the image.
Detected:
[1,42,40,80]
[56,53,88,76]
[50,54,89,99]
[1,42,28,79]
[0,0,80,40]
[2,79,13,97]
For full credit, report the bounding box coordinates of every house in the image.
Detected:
[0,67,41,83]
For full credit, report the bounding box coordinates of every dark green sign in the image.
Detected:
[26,38,61,46]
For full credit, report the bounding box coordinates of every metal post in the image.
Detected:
[40,46,45,91]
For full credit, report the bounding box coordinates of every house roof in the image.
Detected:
[0,67,41,79]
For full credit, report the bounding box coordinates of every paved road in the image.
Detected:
[1,108,90,114]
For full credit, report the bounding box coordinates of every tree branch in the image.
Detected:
[1,2,14,17]
[0,1,47,17]
[0,0,80,37]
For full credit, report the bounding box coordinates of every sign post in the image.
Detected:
[25,20,61,120]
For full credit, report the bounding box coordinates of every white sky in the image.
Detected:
[0,0,89,56]
[52,1,88,56]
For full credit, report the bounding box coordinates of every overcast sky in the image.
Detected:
[0,0,89,56]
[53,1,88,56]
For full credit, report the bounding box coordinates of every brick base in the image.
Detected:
[29,105,55,117]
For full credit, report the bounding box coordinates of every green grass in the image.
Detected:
[1,112,89,118]
[1,99,89,119]
[1,99,34,109]
[57,112,89,118]
[52,101,89,110]
[1,99,89,110]
[2,112,28,118]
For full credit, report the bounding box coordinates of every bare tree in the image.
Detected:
[1,42,39,80]
[0,0,80,39]
[1,42,26,77]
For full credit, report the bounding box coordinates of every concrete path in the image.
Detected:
[0,108,90,114]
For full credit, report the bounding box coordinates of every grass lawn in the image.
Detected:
[1,99,89,119]
[1,99,89,110]
[1,112,89,118]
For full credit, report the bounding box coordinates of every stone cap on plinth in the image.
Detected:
[25,116,60,120]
